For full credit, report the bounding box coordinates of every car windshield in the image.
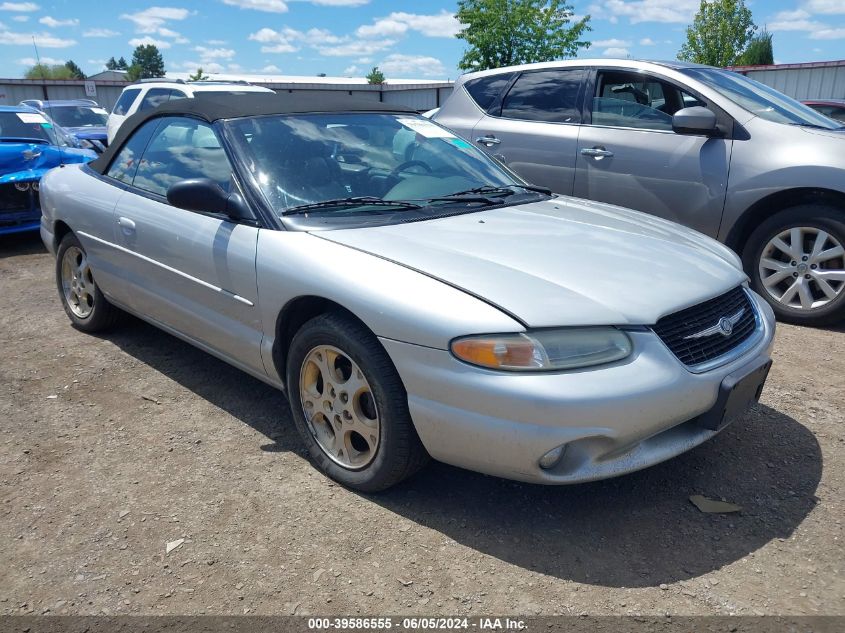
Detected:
[224,112,537,220]
[681,67,844,130]
[47,105,108,128]
[0,111,61,144]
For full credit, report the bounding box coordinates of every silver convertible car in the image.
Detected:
[40,94,776,491]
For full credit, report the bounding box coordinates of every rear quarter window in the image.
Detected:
[112,89,141,116]
[463,73,514,112]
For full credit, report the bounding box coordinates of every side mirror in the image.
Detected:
[166,178,255,222]
[672,106,718,136]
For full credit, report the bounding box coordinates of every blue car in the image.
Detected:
[19,99,109,153]
[1,105,96,235]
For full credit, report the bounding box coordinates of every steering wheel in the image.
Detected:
[389,160,432,179]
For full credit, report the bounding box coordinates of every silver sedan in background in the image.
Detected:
[40,94,775,491]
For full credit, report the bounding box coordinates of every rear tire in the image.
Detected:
[56,232,122,332]
[286,312,428,492]
[742,205,845,327]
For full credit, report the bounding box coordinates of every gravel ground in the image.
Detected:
[1,232,843,617]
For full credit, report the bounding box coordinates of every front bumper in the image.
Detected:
[381,291,776,484]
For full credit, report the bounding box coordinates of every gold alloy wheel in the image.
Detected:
[299,345,380,469]
[61,245,96,319]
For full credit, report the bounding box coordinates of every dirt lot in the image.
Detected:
[1,231,843,617]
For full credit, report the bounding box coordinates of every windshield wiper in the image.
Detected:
[282,196,423,216]
[424,184,552,205]
[0,137,49,145]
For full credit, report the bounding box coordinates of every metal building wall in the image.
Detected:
[744,66,845,100]
[0,83,124,110]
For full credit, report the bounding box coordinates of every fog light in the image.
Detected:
[539,445,566,470]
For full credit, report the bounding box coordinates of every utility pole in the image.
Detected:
[32,35,49,100]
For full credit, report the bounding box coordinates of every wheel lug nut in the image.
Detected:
[340,392,348,404]
[811,264,817,269]
[343,410,352,421]
[790,261,797,266]
[804,274,811,279]
[802,255,808,261]
[792,272,799,277]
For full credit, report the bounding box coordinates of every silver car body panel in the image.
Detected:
[434,58,845,246]
[39,121,776,484]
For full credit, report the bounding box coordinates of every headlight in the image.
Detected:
[14,182,30,191]
[31,181,39,192]
[451,328,632,372]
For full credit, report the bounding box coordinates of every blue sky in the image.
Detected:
[0,1,843,80]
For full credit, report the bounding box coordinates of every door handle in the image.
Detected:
[475,135,501,147]
[117,216,136,235]
[580,146,614,158]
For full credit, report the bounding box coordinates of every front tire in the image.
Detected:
[56,232,122,332]
[743,205,845,326]
[286,312,428,492]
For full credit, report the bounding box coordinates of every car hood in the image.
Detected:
[0,142,96,183]
[317,197,747,327]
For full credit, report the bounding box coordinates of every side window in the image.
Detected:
[105,119,160,185]
[112,88,140,116]
[464,73,514,111]
[138,88,173,112]
[591,71,699,131]
[170,90,187,102]
[500,69,585,123]
[132,117,232,198]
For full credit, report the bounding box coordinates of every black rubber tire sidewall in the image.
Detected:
[55,233,121,332]
[742,205,845,327]
[285,312,428,492]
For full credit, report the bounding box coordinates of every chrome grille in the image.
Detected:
[653,287,758,368]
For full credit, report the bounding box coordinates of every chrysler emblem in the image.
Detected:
[683,308,745,340]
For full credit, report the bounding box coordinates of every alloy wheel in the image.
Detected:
[299,345,380,469]
[61,246,96,319]
[758,226,845,311]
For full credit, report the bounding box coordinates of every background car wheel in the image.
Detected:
[286,312,428,492]
[743,205,845,326]
[56,233,122,332]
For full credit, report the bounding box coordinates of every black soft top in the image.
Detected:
[90,92,417,174]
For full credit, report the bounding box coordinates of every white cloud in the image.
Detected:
[194,45,236,59]
[208,39,227,45]
[87,58,107,68]
[317,38,394,56]
[639,37,656,45]
[248,26,299,52]
[0,2,38,11]
[120,7,190,34]
[589,0,698,24]
[18,55,61,64]
[812,27,845,39]
[343,64,360,75]
[261,63,281,72]
[309,0,368,5]
[39,16,78,28]
[83,28,119,37]
[128,36,172,49]
[378,53,446,78]
[803,0,845,14]
[602,46,630,57]
[593,38,630,47]
[357,11,460,39]
[0,28,75,46]
[11,14,27,21]
[222,0,288,12]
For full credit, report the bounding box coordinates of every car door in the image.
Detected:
[470,68,586,195]
[573,68,732,238]
[112,115,265,376]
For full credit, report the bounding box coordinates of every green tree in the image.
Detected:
[105,56,118,70]
[117,56,129,70]
[188,67,209,81]
[366,66,385,84]
[24,63,75,79]
[679,0,756,67]
[126,44,165,81]
[64,60,86,79]
[456,0,591,71]
[737,28,773,65]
